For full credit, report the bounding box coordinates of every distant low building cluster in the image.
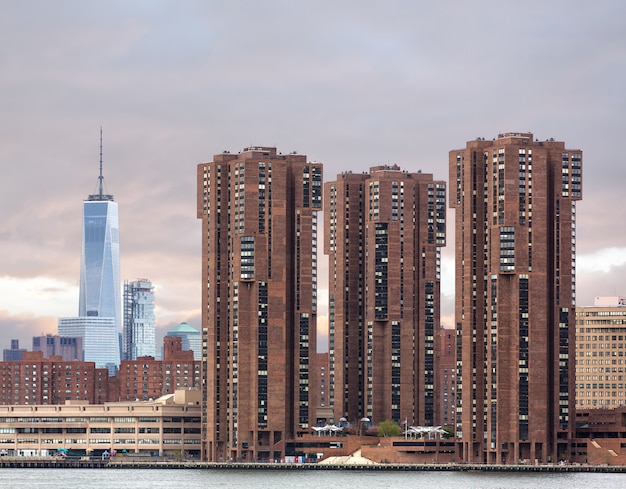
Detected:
[0,336,199,406]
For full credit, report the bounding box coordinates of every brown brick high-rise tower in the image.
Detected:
[324,165,446,428]
[449,133,582,464]
[197,147,322,462]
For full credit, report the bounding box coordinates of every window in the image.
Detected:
[240,236,254,280]
[499,227,515,272]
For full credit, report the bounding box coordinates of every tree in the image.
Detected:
[377,420,401,437]
[442,426,454,439]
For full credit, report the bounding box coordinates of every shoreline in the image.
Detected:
[0,458,625,473]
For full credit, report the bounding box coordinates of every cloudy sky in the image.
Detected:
[1,1,625,355]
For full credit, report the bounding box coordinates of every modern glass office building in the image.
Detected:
[58,316,118,375]
[123,279,156,360]
[79,198,120,322]
[72,135,122,372]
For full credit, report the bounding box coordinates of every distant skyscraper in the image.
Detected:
[324,165,446,427]
[450,132,582,464]
[3,340,26,361]
[65,130,121,372]
[165,322,200,361]
[123,279,156,360]
[197,146,322,462]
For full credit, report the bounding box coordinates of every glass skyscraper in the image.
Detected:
[79,198,120,323]
[58,316,118,374]
[69,135,122,372]
[123,279,156,360]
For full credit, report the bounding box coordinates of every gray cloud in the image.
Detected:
[1,1,626,351]
[0,311,57,349]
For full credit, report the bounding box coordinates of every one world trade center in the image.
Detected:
[59,130,121,373]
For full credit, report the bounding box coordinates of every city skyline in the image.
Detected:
[2,2,626,352]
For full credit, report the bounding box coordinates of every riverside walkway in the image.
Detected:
[1,457,625,472]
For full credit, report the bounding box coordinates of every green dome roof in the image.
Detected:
[167,322,200,335]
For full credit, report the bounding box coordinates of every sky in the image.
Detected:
[1,1,626,355]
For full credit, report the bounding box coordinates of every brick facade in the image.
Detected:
[197,147,322,462]
[324,166,446,427]
[0,339,199,405]
[450,133,582,464]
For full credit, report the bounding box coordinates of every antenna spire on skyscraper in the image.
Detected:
[88,126,113,201]
[99,126,104,198]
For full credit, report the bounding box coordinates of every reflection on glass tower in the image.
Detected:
[76,130,121,371]
[123,279,156,361]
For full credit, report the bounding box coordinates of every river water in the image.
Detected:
[2,468,623,489]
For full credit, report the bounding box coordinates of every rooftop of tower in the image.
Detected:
[497,132,534,139]
[87,192,114,201]
[469,132,562,146]
[241,146,278,155]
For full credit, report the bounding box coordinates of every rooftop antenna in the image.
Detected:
[98,127,104,198]
[88,127,113,201]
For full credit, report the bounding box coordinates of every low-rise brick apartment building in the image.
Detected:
[0,337,199,405]
[117,337,200,401]
[0,351,111,405]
